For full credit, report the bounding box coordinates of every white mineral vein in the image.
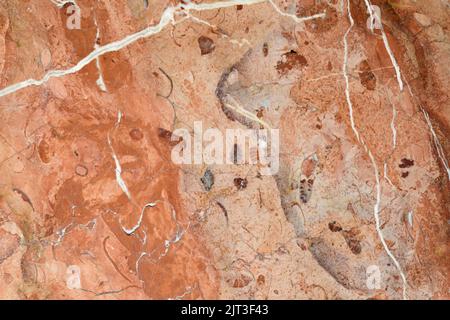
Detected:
[0,0,324,99]
[343,0,408,300]
[107,111,131,200]
[364,0,403,91]
[405,81,450,181]
[122,202,157,235]
[94,18,107,92]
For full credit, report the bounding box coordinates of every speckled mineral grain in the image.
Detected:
[0,0,448,300]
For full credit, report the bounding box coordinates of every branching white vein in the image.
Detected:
[0,0,326,99]
[364,0,403,91]
[268,0,326,22]
[405,78,450,181]
[94,18,107,92]
[343,0,408,300]
[422,108,450,180]
[121,201,157,235]
[107,111,131,200]
[384,162,395,188]
[342,0,360,143]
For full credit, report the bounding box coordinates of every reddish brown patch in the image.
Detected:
[359,60,377,90]
[229,273,252,288]
[38,139,51,163]
[342,228,362,255]
[158,128,183,146]
[276,50,308,75]
[129,128,144,141]
[300,4,338,34]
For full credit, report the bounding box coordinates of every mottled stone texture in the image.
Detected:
[0,0,448,299]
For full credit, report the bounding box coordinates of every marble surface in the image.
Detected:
[0,0,448,300]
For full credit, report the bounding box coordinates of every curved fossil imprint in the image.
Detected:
[0,0,448,300]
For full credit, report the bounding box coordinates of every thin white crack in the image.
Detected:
[135,251,147,278]
[225,95,272,129]
[342,0,360,143]
[407,210,413,228]
[0,3,179,98]
[185,12,252,48]
[386,93,397,150]
[94,18,107,92]
[368,2,448,182]
[364,1,403,91]
[169,284,196,300]
[141,230,148,245]
[422,108,450,180]
[390,104,397,149]
[107,111,131,200]
[121,201,157,235]
[151,204,190,260]
[0,0,326,99]
[268,0,326,22]
[158,222,191,260]
[404,80,450,181]
[343,0,408,300]
[52,218,97,246]
[380,30,403,91]
[367,149,408,300]
[53,222,73,246]
[384,162,395,188]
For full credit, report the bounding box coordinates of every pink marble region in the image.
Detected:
[0,0,448,299]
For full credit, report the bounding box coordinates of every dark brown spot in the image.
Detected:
[257,274,265,286]
[262,42,269,57]
[328,221,342,232]
[230,274,252,288]
[327,61,333,71]
[236,4,243,10]
[346,238,362,255]
[234,177,248,190]
[38,140,51,163]
[198,36,215,55]
[342,229,362,255]
[158,128,183,146]
[276,50,308,75]
[359,60,377,90]
[401,171,409,178]
[399,158,414,168]
[257,108,264,118]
